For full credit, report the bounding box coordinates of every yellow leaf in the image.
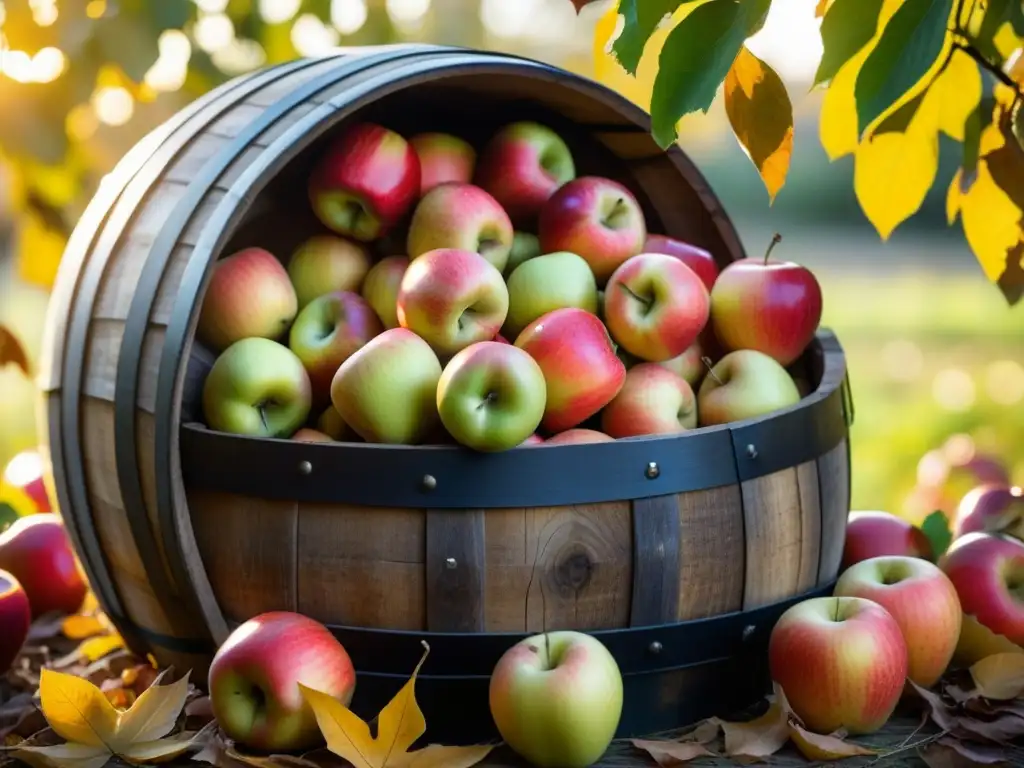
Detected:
[39,669,120,749]
[970,653,1024,700]
[960,162,1022,283]
[300,642,494,768]
[77,633,125,663]
[815,0,831,18]
[13,742,111,768]
[929,49,982,141]
[994,23,1023,60]
[724,46,794,202]
[787,722,875,760]
[61,616,106,641]
[118,731,205,764]
[16,208,67,290]
[947,169,962,225]
[116,671,190,743]
[720,702,789,760]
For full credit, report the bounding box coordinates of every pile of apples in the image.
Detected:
[197,119,824,451]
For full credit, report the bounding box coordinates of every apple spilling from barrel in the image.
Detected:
[196,120,825,451]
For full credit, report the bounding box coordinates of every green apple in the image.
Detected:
[503,251,598,340]
[436,341,546,452]
[287,235,373,310]
[505,231,542,275]
[330,328,442,444]
[202,338,312,437]
[697,349,800,426]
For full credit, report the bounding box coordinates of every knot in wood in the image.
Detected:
[554,544,593,592]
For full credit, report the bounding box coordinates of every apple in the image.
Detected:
[603,252,710,362]
[769,596,907,735]
[505,231,542,275]
[518,434,546,446]
[317,406,359,442]
[1,449,52,514]
[0,570,30,673]
[842,511,934,570]
[197,248,298,353]
[474,121,576,224]
[208,611,356,752]
[288,291,384,406]
[696,349,800,426]
[489,630,622,768]
[286,235,373,310]
[656,339,706,388]
[954,484,1024,539]
[308,122,420,241]
[642,234,720,292]
[360,255,409,330]
[436,341,547,452]
[406,183,514,273]
[203,338,312,438]
[709,234,823,367]
[940,532,1024,647]
[330,328,442,445]
[545,429,615,445]
[0,514,87,617]
[493,333,511,344]
[397,248,509,357]
[538,177,647,285]
[292,428,333,443]
[514,308,626,433]
[601,364,697,438]
[834,556,962,687]
[503,251,598,340]
[409,132,476,195]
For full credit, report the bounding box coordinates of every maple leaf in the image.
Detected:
[0,325,30,378]
[299,642,494,768]
[970,653,1024,700]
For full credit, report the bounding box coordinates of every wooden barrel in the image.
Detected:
[39,45,853,742]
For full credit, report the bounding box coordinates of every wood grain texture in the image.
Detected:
[795,461,822,593]
[676,486,745,620]
[817,438,851,585]
[426,509,486,631]
[741,468,803,610]
[630,495,681,627]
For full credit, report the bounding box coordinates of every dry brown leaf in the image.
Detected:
[720,703,789,761]
[684,719,721,744]
[631,738,714,765]
[954,711,1024,744]
[909,680,961,732]
[0,326,30,377]
[970,653,1024,700]
[223,745,322,768]
[920,737,1010,767]
[787,721,875,760]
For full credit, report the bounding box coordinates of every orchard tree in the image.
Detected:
[574,0,1024,306]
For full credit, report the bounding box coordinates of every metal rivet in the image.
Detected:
[298,461,312,475]
[445,557,457,569]
[745,444,758,459]
[421,474,437,491]
[645,462,660,479]
[742,624,756,641]
[648,641,663,654]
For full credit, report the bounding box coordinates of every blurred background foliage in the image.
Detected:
[0,0,1020,522]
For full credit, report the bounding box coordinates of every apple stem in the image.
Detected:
[701,356,723,385]
[619,283,653,312]
[258,404,270,435]
[764,233,783,266]
[834,599,841,622]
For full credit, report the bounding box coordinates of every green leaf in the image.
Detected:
[854,0,954,135]
[968,0,1024,64]
[815,0,885,86]
[611,0,692,76]
[650,0,771,148]
[920,510,953,559]
[961,95,996,193]
[0,502,18,532]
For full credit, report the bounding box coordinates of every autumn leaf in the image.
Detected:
[723,46,794,202]
[815,0,832,17]
[787,721,875,760]
[953,615,1024,668]
[720,702,788,760]
[920,737,1009,766]
[908,680,961,732]
[630,738,713,766]
[815,0,886,87]
[300,642,494,768]
[0,326,31,378]
[970,653,1024,700]
[611,0,685,75]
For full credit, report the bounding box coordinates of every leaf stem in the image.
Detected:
[952,41,1021,94]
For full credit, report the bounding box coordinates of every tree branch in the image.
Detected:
[953,41,1021,95]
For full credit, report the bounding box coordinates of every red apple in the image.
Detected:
[0,514,87,617]
[842,511,933,570]
[208,611,356,752]
[197,248,298,353]
[643,234,719,292]
[603,252,710,362]
[514,308,625,433]
[954,484,1024,539]
[709,235,823,367]
[834,556,962,687]
[538,177,647,285]
[940,532,1024,647]
[292,428,333,443]
[409,132,476,196]
[360,255,409,330]
[0,569,30,673]
[308,122,420,241]
[474,121,576,224]
[1,449,52,514]
[769,596,907,735]
[601,364,697,438]
[494,334,512,344]
[544,429,615,445]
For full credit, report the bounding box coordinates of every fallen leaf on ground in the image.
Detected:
[720,702,789,761]
[970,653,1024,700]
[631,738,714,765]
[909,680,961,732]
[300,641,494,768]
[953,710,1024,744]
[920,736,1010,767]
[27,614,70,643]
[684,719,721,744]
[787,721,875,760]
[75,634,126,665]
[60,616,106,642]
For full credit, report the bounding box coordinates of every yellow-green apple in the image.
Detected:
[538,177,647,285]
[489,630,622,768]
[406,183,514,272]
[287,235,372,310]
[0,514,87,617]
[330,328,442,445]
[317,406,360,442]
[603,252,710,362]
[1,449,52,514]
[954,484,1024,539]
[0,570,29,673]
[197,248,298,352]
[505,231,542,275]
[202,338,312,438]
[292,428,333,443]
[288,291,383,406]
[545,428,614,445]
[409,132,476,195]
[474,121,576,224]
[503,251,598,339]
[360,255,409,330]
[397,248,509,357]
[436,341,547,452]
[656,339,706,388]
[697,350,800,426]
[940,532,1024,648]
[709,235,823,367]
[768,596,907,735]
[208,611,356,752]
[308,122,420,241]
[514,308,626,433]
[601,364,697,438]
[834,556,961,687]
[842,511,933,570]
[643,234,719,292]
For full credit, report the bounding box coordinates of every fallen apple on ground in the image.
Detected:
[0,568,30,673]
[842,511,933,569]
[0,514,87,617]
